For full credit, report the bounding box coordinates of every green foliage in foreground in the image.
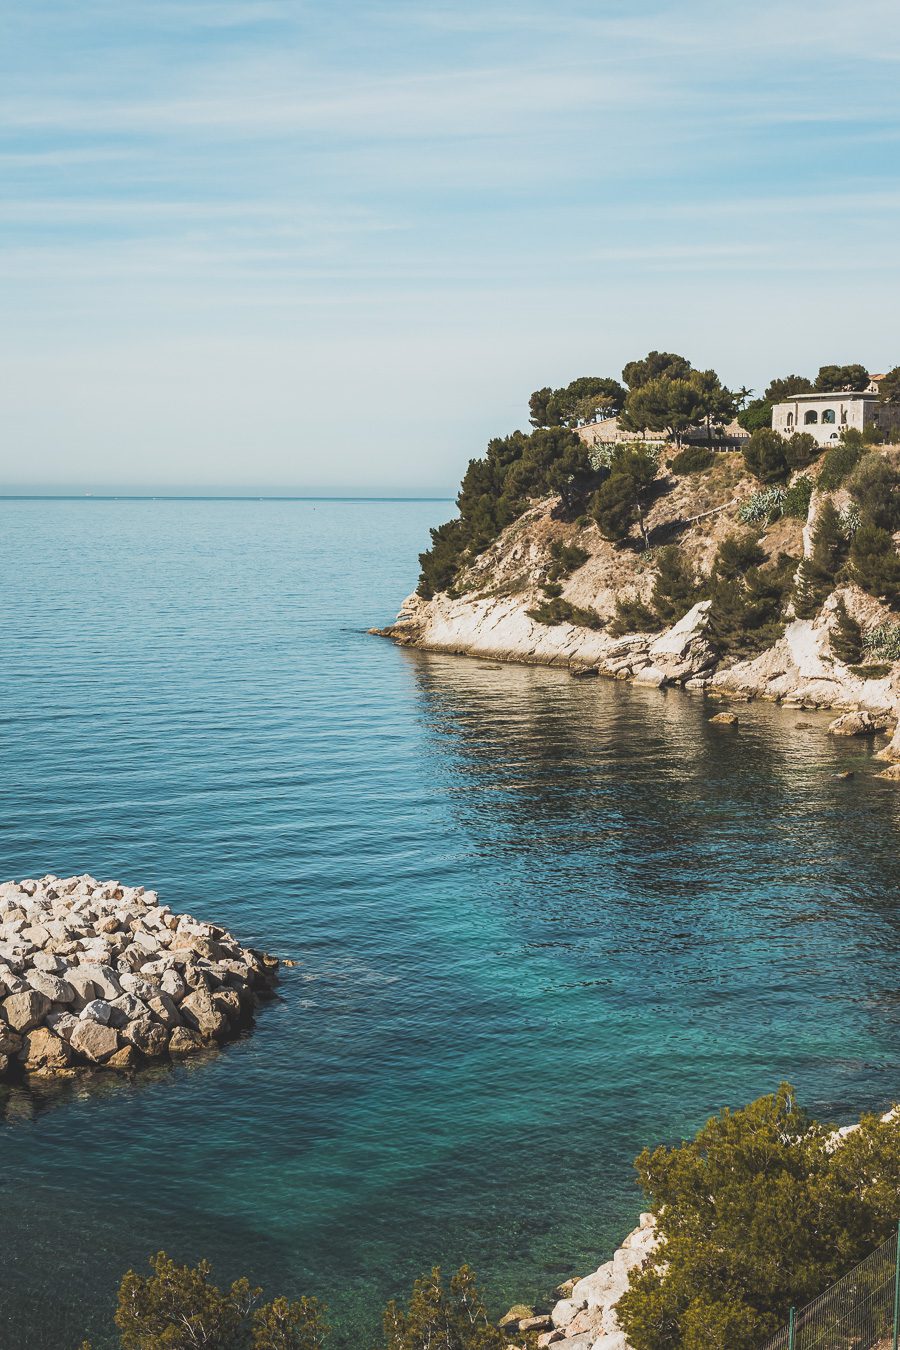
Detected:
[616,1084,900,1350]
[381,1265,522,1350]
[79,1252,328,1350]
[83,1256,520,1350]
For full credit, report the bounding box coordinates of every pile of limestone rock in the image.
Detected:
[499,1213,658,1349]
[0,874,279,1080]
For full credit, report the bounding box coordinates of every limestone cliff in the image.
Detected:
[379,447,900,750]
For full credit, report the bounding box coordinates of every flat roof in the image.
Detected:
[775,390,875,403]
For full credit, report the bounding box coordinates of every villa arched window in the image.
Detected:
[822,409,836,424]
[786,412,794,428]
[804,410,818,424]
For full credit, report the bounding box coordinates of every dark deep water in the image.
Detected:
[2,497,900,1349]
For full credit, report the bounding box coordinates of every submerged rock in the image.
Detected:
[0,875,279,1082]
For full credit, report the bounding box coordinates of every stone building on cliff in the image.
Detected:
[772,389,900,445]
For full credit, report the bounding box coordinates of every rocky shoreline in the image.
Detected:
[375,591,900,775]
[0,875,278,1080]
[499,1214,658,1349]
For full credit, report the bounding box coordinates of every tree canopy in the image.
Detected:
[878,366,900,405]
[418,426,594,597]
[591,444,659,544]
[380,1266,515,1350]
[814,363,869,392]
[742,428,790,484]
[622,350,693,389]
[529,376,627,428]
[98,1252,328,1350]
[616,1085,900,1350]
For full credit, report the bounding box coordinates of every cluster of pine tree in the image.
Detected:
[81,1254,526,1350]
[417,426,595,597]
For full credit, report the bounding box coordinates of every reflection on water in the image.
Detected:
[1,499,899,1350]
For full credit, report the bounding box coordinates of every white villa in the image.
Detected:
[772,386,900,446]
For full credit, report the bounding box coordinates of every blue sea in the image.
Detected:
[2,498,900,1349]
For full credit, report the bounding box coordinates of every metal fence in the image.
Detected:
[763,1225,900,1350]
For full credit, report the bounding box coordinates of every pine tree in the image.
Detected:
[829,598,863,665]
[706,537,792,656]
[651,545,698,625]
[851,525,900,604]
[793,500,847,619]
[742,429,789,484]
[381,1266,515,1350]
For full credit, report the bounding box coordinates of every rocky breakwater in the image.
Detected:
[0,875,278,1081]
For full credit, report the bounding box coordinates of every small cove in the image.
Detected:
[2,498,900,1349]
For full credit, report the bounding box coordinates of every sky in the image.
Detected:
[2,0,899,496]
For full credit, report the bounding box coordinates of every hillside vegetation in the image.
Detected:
[415,353,900,671]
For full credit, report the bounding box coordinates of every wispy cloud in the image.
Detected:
[1,0,899,490]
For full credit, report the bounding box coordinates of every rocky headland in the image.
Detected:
[0,874,278,1080]
[376,445,900,773]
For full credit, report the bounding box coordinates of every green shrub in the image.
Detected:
[742,428,790,484]
[546,538,590,580]
[651,545,699,625]
[781,475,814,519]
[670,445,715,475]
[737,487,785,524]
[848,663,892,678]
[616,1085,900,1350]
[541,580,563,598]
[851,525,900,604]
[707,536,793,655]
[794,501,847,619]
[381,1265,516,1350]
[784,432,821,470]
[527,597,605,629]
[105,1252,328,1350]
[609,594,663,636]
[818,436,867,490]
[829,599,862,665]
[848,456,900,532]
[862,622,900,661]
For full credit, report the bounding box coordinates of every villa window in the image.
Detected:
[786,413,794,428]
[822,409,836,424]
[804,410,818,424]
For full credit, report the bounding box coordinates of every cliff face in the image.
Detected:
[379,448,900,748]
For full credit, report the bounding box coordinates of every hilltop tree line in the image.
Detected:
[417,351,900,600]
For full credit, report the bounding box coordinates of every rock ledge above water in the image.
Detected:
[0,875,278,1081]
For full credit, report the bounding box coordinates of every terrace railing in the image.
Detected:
[763,1225,900,1350]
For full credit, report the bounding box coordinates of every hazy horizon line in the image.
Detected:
[0,492,456,502]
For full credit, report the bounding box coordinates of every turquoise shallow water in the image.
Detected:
[2,498,900,1349]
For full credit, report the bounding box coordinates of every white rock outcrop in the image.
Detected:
[0,875,278,1080]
